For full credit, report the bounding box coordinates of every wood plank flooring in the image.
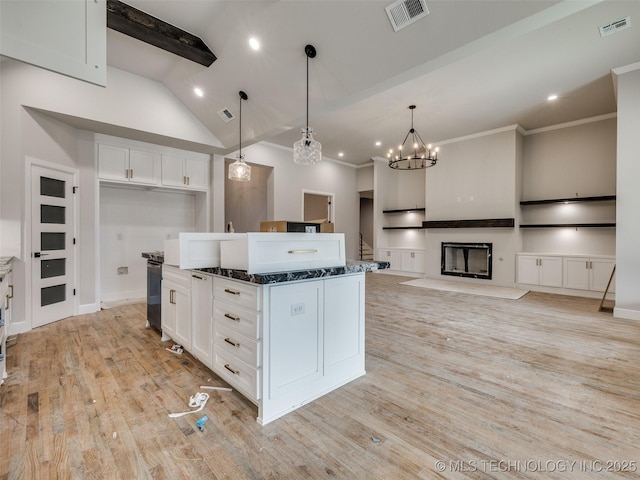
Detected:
[2,273,639,479]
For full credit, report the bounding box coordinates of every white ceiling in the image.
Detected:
[106,0,640,166]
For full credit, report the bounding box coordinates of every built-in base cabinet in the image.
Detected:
[1,267,13,385]
[516,255,563,287]
[377,248,425,274]
[190,272,214,366]
[517,253,615,297]
[161,265,191,349]
[563,257,616,293]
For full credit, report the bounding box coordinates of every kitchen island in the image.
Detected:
[143,250,388,425]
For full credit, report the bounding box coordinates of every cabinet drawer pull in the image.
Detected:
[224,288,240,296]
[224,364,239,375]
[192,274,206,280]
[224,313,240,322]
[224,337,240,348]
[287,249,318,254]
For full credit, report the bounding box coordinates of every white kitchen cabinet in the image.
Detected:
[98,144,160,186]
[563,257,616,293]
[220,232,346,274]
[161,265,191,349]
[161,154,209,191]
[190,272,213,367]
[517,254,563,287]
[268,281,323,400]
[212,277,262,402]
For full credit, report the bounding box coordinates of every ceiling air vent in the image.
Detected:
[386,0,429,32]
[217,108,235,123]
[598,16,631,37]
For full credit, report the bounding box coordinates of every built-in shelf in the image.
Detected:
[422,218,515,229]
[520,195,616,206]
[382,226,423,230]
[382,208,426,214]
[520,223,616,229]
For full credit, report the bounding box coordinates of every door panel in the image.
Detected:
[31,166,76,327]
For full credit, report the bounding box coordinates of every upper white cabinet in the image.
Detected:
[161,154,209,191]
[0,0,106,86]
[98,144,160,186]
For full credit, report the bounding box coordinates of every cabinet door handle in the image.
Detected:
[8,285,13,299]
[183,176,187,185]
[224,337,240,348]
[224,364,239,375]
[130,169,133,179]
[125,168,129,179]
[187,176,190,185]
[5,294,10,311]
[224,288,240,296]
[224,313,240,322]
[170,289,175,304]
[586,261,589,269]
[288,249,318,254]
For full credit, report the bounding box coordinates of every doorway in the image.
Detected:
[303,190,334,224]
[30,163,77,327]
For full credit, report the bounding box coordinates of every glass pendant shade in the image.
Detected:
[293,127,322,165]
[228,154,251,181]
[229,90,251,181]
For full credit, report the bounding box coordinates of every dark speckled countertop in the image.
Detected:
[142,251,389,284]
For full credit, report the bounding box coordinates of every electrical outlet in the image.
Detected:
[117,266,128,275]
[291,303,305,316]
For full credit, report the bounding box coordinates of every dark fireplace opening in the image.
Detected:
[441,242,492,280]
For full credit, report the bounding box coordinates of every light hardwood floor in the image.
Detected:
[2,273,639,479]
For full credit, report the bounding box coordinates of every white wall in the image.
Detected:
[520,117,617,255]
[99,186,196,303]
[374,160,426,251]
[0,60,221,332]
[423,128,520,286]
[213,143,360,259]
[615,66,640,320]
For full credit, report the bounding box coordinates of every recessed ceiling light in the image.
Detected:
[194,87,204,97]
[375,141,381,147]
[249,37,260,51]
[338,152,344,157]
[547,94,558,101]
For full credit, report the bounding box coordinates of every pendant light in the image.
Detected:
[293,44,321,165]
[387,105,439,170]
[228,91,251,181]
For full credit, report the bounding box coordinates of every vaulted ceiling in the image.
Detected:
[106,0,640,166]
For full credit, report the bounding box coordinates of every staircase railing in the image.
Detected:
[359,233,364,260]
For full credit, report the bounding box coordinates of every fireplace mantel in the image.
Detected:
[423,218,514,229]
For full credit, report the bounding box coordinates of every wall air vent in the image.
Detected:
[217,108,235,123]
[598,16,631,37]
[386,0,429,32]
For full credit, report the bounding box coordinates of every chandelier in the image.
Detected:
[228,91,251,182]
[293,44,321,165]
[387,105,439,170]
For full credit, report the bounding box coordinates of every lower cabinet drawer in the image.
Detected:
[213,349,261,401]
[213,299,260,340]
[214,323,261,367]
[213,278,261,311]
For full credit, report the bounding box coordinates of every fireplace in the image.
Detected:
[441,242,492,280]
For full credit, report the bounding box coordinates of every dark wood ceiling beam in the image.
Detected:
[106,0,216,67]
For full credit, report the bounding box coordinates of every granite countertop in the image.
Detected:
[142,251,389,284]
[0,256,13,282]
[198,260,390,284]
[142,251,164,263]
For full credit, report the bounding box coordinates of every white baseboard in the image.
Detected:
[78,303,100,315]
[100,289,146,303]
[613,307,640,321]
